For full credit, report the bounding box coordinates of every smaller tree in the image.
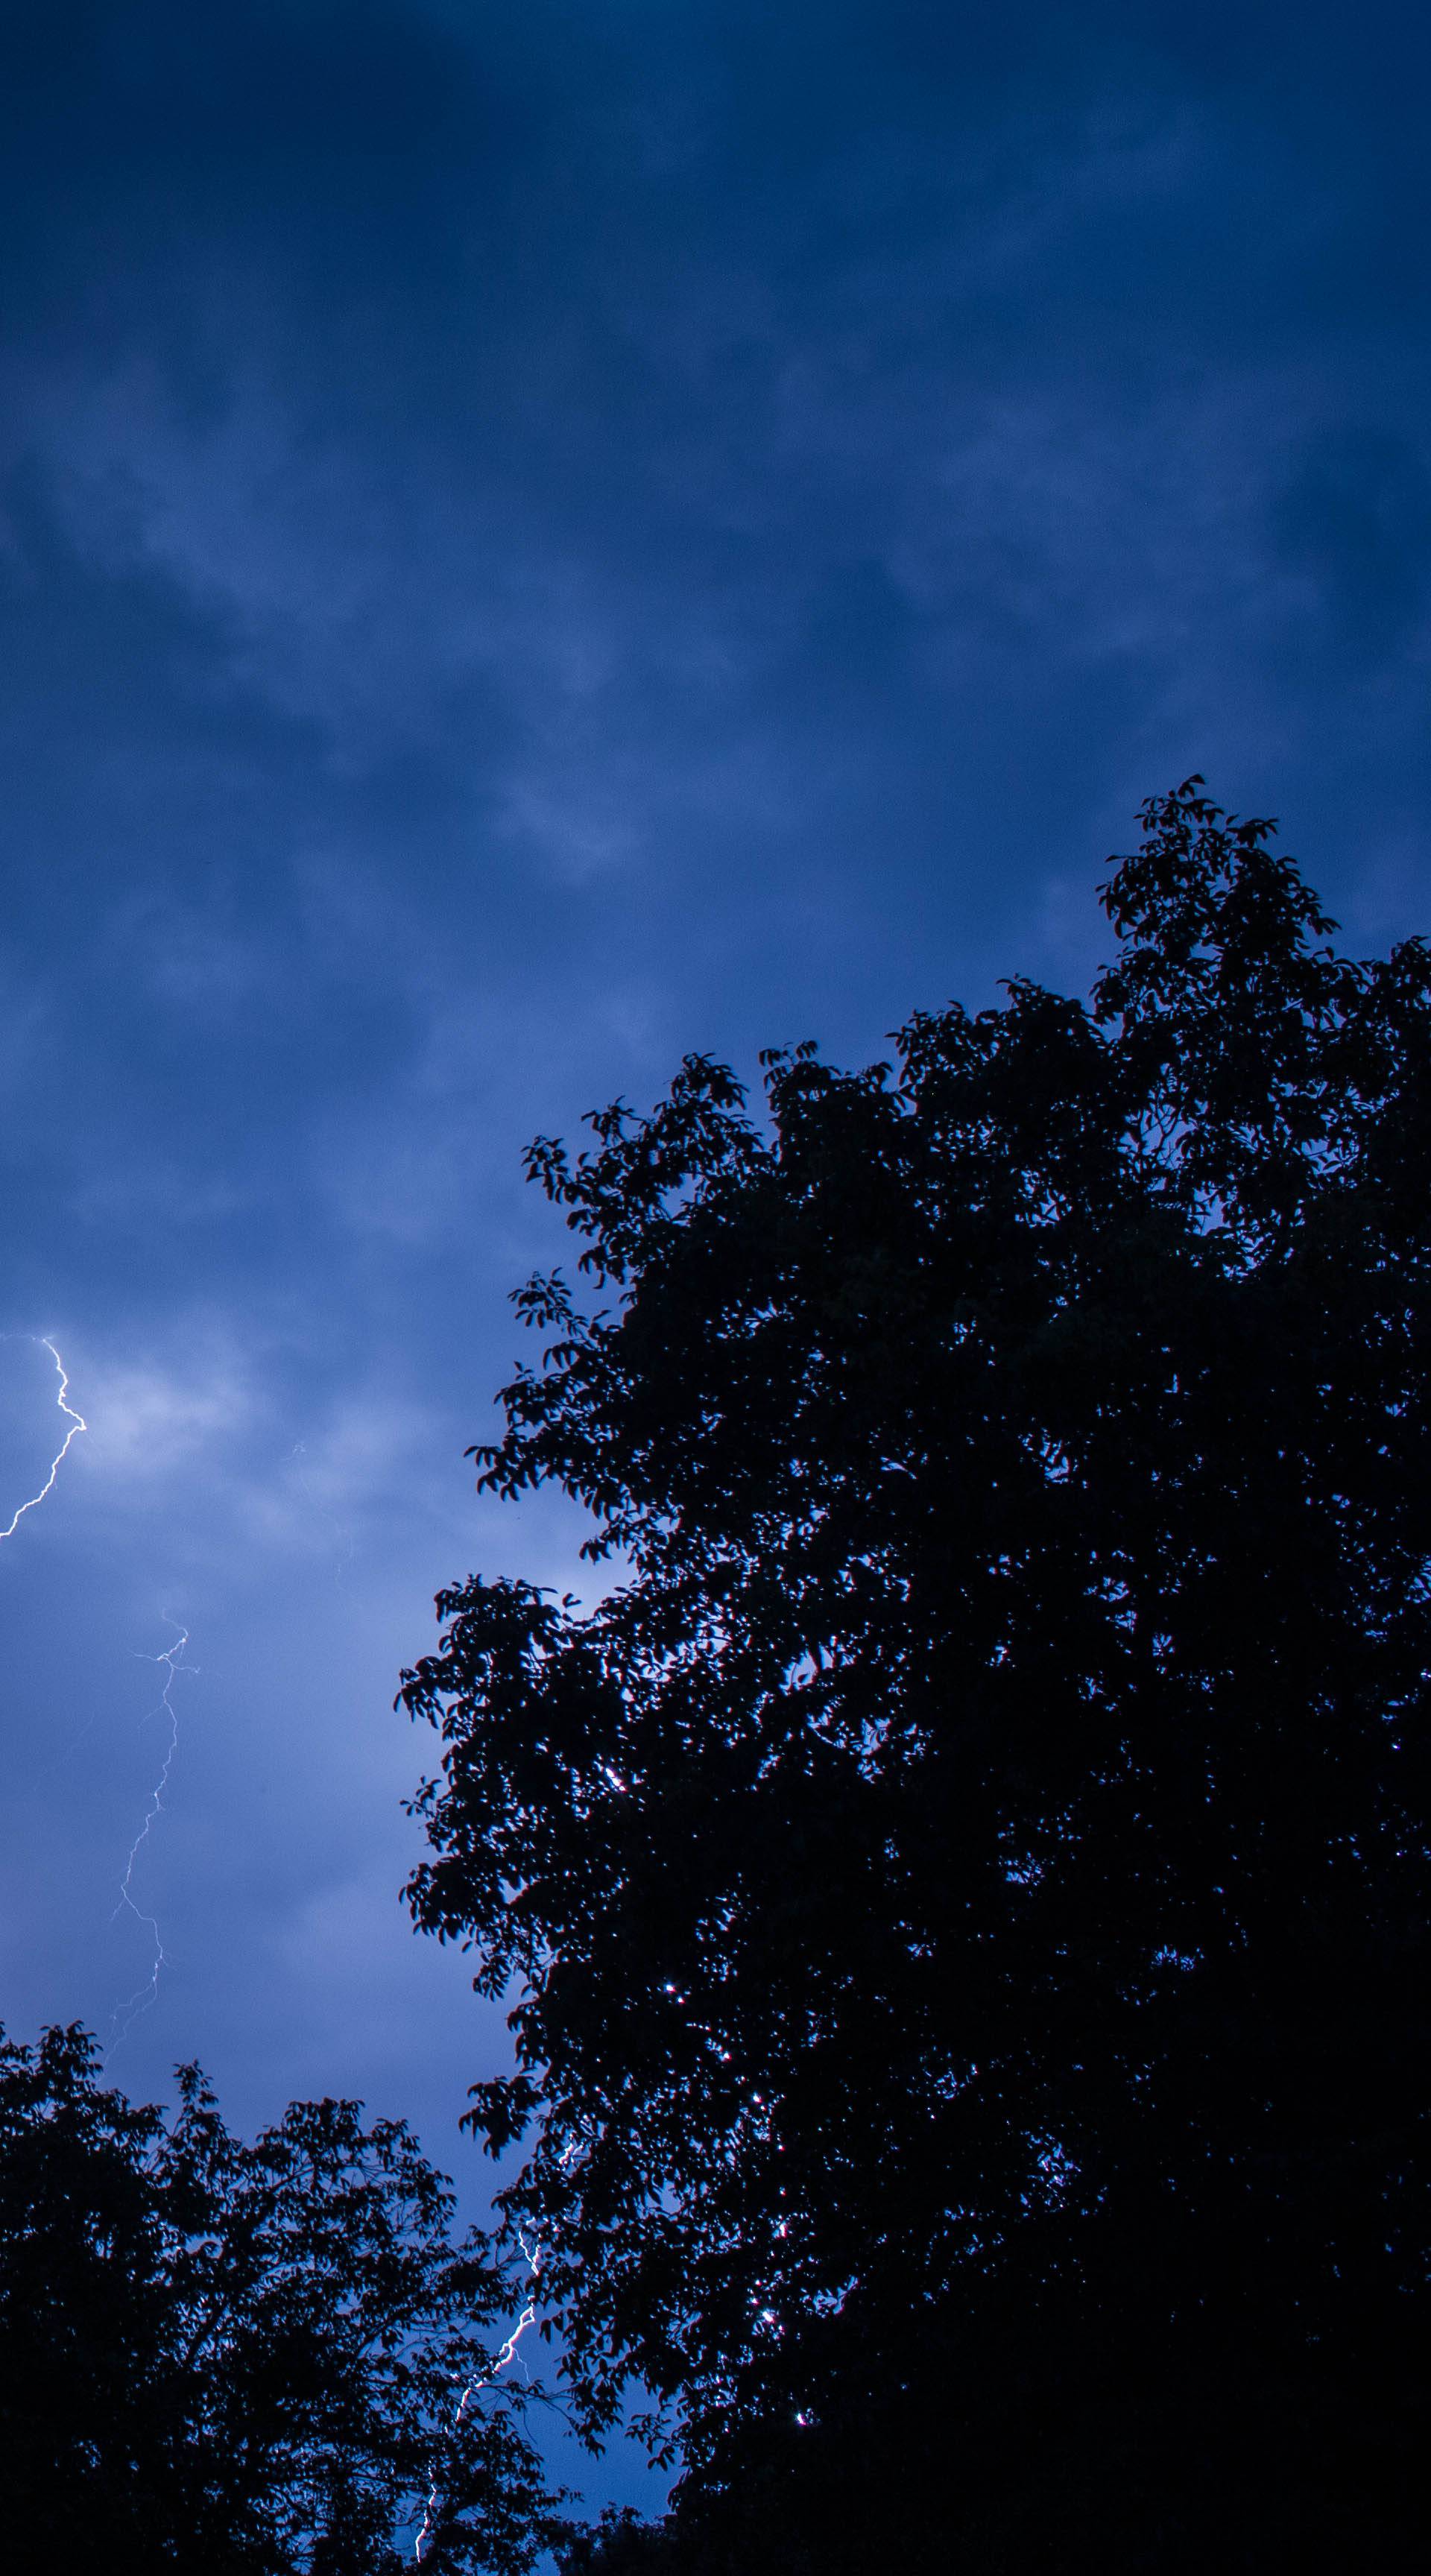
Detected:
[0,2023,568,2574]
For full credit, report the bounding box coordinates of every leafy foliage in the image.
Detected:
[402,783,1430,2563]
[0,2023,566,2573]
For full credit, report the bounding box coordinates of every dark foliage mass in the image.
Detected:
[0,2024,565,2574]
[402,783,1430,2569]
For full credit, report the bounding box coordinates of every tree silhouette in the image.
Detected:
[402,783,1430,2568]
[0,2023,566,2573]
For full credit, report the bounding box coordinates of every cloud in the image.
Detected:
[78,1343,256,1486]
[1270,426,1431,665]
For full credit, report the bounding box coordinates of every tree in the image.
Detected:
[401,783,1431,2567]
[0,2023,567,2574]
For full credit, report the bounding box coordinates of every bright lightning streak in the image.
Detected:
[108,1620,196,2054]
[412,2234,544,2565]
[0,1337,87,1544]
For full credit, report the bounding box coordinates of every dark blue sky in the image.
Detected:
[2,0,1429,2524]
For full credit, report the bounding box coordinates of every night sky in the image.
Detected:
[2,0,1429,2521]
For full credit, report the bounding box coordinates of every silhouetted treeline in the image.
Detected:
[4,786,1423,2570]
[399,783,1430,2572]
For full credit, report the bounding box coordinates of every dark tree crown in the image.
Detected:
[402,782,1430,2566]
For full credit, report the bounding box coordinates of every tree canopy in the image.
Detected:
[0,2023,566,2574]
[402,782,1430,2568]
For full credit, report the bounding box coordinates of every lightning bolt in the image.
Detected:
[108,1620,196,2055]
[0,1336,87,1544]
[412,2232,545,2564]
[0,1338,192,2059]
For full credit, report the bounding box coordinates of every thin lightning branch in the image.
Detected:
[412,2233,545,2565]
[0,1337,87,1544]
[108,1621,196,2055]
[289,1441,356,1591]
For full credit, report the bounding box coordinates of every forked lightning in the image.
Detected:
[110,1622,196,2053]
